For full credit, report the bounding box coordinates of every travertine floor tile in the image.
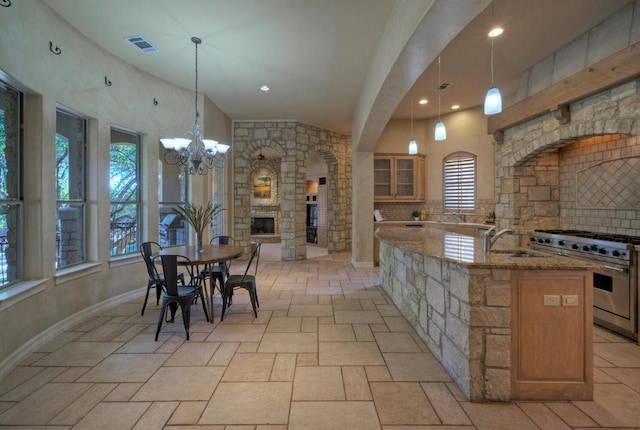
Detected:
[319,341,384,366]
[334,310,384,324]
[287,304,333,316]
[594,342,640,367]
[319,324,356,341]
[132,366,224,401]
[343,366,372,400]
[544,402,598,427]
[289,401,381,430]
[258,332,318,353]
[292,366,344,400]
[462,402,538,430]
[167,401,207,425]
[71,401,152,430]
[165,343,220,366]
[78,353,169,382]
[200,382,292,425]
[374,332,421,352]
[206,324,266,342]
[270,353,296,381]
[266,316,302,333]
[222,353,275,381]
[384,353,451,382]
[33,342,123,367]
[517,402,572,430]
[371,382,440,425]
[421,383,472,425]
[574,383,640,427]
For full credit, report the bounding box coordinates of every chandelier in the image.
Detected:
[160,37,229,175]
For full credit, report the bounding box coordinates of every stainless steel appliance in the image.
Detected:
[529,229,639,341]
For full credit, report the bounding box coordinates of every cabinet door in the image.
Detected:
[374,158,392,199]
[394,157,415,199]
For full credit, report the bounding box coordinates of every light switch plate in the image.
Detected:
[562,295,579,306]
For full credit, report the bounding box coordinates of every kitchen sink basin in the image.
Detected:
[492,250,545,258]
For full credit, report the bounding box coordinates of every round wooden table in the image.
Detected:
[157,244,244,320]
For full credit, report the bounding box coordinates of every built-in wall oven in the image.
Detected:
[529,230,638,341]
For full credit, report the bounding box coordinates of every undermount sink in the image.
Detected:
[492,250,545,258]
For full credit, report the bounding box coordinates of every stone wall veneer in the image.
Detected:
[496,79,640,233]
[233,121,351,260]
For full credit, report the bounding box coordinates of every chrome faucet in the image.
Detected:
[482,227,514,253]
[452,212,466,222]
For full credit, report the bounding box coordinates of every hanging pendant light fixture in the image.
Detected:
[434,56,446,141]
[484,4,503,115]
[408,95,418,155]
[160,37,229,175]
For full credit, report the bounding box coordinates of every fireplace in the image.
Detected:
[251,217,275,235]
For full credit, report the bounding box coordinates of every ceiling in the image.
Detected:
[43,0,631,135]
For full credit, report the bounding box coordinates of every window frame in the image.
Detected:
[158,142,189,247]
[109,126,141,257]
[0,79,23,288]
[443,151,476,213]
[55,107,87,269]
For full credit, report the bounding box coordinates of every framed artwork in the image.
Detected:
[254,176,271,198]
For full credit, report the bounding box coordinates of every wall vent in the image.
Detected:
[435,82,451,92]
[124,35,159,53]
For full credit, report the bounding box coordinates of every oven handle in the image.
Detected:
[603,265,628,273]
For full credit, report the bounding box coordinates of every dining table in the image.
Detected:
[157,244,244,320]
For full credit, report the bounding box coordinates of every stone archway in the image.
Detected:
[233,121,351,260]
[495,79,640,232]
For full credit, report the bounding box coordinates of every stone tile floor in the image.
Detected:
[1,250,640,429]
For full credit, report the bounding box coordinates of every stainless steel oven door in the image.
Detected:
[593,263,637,339]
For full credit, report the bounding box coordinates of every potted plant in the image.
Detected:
[411,210,421,221]
[172,202,223,251]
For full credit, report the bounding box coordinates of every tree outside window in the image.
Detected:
[110,128,140,256]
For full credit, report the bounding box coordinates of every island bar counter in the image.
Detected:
[376,226,598,401]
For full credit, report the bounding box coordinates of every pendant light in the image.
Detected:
[484,4,503,115]
[408,96,418,155]
[434,56,446,141]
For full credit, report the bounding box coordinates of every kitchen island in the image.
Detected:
[376,226,598,401]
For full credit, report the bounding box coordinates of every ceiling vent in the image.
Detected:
[435,82,451,92]
[124,35,159,53]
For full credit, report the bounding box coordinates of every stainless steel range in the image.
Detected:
[529,229,639,341]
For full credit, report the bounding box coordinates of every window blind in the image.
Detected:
[444,155,475,211]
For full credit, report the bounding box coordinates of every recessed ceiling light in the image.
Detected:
[418,99,428,105]
[451,104,460,110]
[260,85,270,91]
[488,27,503,38]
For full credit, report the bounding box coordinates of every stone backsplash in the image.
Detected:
[374,199,495,224]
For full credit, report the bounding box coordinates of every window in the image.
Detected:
[56,109,86,268]
[211,164,225,238]
[158,142,188,247]
[444,152,476,212]
[109,127,140,256]
[0,80,22,286]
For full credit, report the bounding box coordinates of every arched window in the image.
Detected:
[443,152,476,212]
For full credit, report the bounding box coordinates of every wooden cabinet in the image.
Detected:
[374,154,425,202]
[510,270,593,400]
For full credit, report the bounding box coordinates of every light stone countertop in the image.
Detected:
[375,226,600,270]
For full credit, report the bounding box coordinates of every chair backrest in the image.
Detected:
[140,241,162,279]
[211,235,235,246]
[152,254,194,295]
[239,242,261,282]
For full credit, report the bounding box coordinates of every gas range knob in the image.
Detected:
[530,237,537,242]
[544,238,552,244]
[572,244,579,250]
[612,250,621,257]
[599,249,607,255]
[558,240,566,246]
[538,239,545,244]
[582,245,590,252]
[590,245,599,251]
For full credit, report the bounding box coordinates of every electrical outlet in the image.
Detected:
[543,295,561,306]
[562,295,579,306]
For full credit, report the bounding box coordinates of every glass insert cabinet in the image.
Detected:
[373,154,425,202]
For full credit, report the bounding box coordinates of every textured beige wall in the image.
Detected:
[374,106,495,202]
[0,0,230,368]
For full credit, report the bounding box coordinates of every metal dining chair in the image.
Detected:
[220,242,261,321]
[152,254,209,340]
[139,241,184,316]
[198,235,236,305]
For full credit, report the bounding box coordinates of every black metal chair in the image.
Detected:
[152,254,209,341]
[199,235,236,304]
[139,241,184,316]
[221,242,261,321]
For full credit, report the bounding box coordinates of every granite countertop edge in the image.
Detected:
[375,226,600,270]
